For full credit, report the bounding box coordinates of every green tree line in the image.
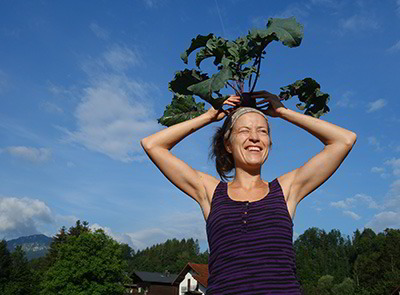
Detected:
[1,222,399,295]
[295,227,400,294]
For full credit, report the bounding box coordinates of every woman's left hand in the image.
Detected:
[250,91,286,117]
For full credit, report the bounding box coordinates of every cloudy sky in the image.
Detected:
[1,0,400,251]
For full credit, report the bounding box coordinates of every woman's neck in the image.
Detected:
[231,167,265,190]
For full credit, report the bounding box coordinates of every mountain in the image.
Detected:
[6,234,52,260]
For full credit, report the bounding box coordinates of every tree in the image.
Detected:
[0,241,35,295]
[40,229,127,295]
[129,238,209,274]
[317,275,334,295]
[295,227,352,294]
[0,240,12,292]
[331,278,355,295]
[4,246,34,295]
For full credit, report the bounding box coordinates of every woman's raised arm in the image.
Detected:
[253,91,357,205]
[140,96,240,207]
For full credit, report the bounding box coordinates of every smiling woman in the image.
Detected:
[140,90,357,294]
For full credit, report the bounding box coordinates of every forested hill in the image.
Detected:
[1,223,399,295]
[6,234,52,260]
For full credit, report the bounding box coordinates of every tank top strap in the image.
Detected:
[212,181,228,201]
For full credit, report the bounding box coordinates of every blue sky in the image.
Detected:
[1,0,400,251]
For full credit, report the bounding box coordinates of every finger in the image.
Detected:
[224,101,238,107]
[224,96,240,103]
[228,94,241,100]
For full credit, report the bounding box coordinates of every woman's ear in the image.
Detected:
[224,139,232,154]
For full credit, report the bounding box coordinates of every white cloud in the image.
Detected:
[89,22,109,40]
[0,197,53,239]
[382,179,400,214]
[365,211,400,232]
[355,194,383,209]
[5,146,51,163]
[339,14,379,32]
[336,91,357,108]
[385,158,400,176]
[65,45,159,162]
[366,99,387,113]
[343,210,361,220]
[90,223,134,246]
[330,193,382,210]
[103,44,141,71]
[121,211,207,250]
[387,40,400,53]
[330,200,349,209]
[371,166,389,178]
[371,167,384,173]
[389,179,400,195]
[331,193,383,221]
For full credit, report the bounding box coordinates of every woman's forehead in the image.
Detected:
[233,112,268,128]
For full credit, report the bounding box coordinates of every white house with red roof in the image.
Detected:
[172,263,209,295]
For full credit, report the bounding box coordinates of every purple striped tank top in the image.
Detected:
[206,179,301,294]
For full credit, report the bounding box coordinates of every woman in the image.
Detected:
[140,91,356,294]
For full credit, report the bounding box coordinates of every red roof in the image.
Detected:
[188,263,209,288]
[173,263,209,288]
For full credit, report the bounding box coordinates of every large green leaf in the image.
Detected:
[168,69,209,95]
[265,17,304,48]
[158,94,206,127]
[181,33,214,64]
[187,67,232,109]
[248,17,303,50]
[279,78,330,118]
[195,36,227,67]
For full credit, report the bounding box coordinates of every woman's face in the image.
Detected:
[225,112,270,169]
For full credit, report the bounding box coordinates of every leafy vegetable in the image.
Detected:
[158,94,206,127]
[160,17,331,126]
[279,78,330,118]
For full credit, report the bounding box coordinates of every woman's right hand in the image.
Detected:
[206,95,242,122]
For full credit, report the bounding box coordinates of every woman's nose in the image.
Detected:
[248,129,259,141]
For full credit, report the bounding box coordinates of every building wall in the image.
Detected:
[148,284,178,295]
[179,271,205,295]
[130,284,178,295]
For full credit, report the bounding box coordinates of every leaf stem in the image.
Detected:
[250,58,261,93]
[226,81,240,95]
[248,54,260,91]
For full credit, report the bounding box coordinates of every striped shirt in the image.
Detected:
[206,179,301,294]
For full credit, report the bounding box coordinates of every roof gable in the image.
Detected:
[173,263,209,287]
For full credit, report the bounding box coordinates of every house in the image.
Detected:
[172,263,209,295]
[129,270,179,295]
